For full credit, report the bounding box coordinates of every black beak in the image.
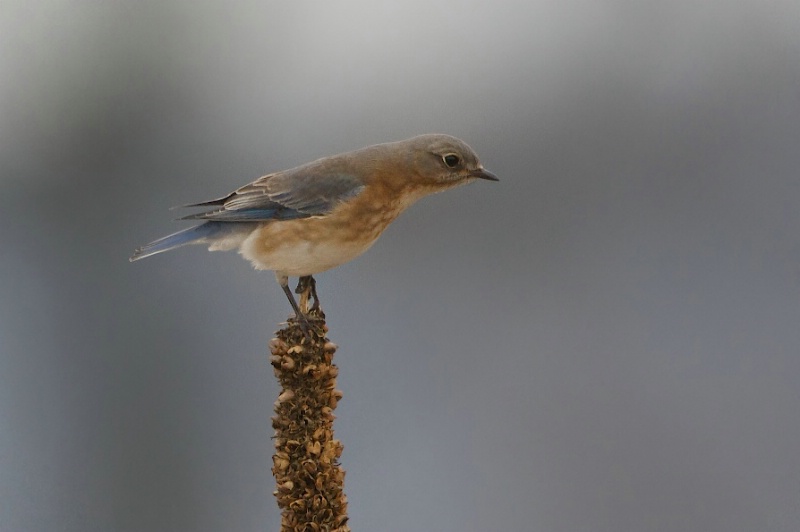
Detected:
[471,168,499,181]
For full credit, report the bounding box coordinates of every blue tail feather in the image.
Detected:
[130,222,229,262]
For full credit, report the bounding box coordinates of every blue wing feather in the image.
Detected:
[180,206,308,222]
[180,171,365,222]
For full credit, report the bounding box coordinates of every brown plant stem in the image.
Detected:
[269,304,349,532]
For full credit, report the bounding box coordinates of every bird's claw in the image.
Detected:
[295,275,320,313]
[283,275,323,339]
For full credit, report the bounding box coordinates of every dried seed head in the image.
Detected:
[269,316,348,531]
[323,341,338,353]
[307,440,322,455]
[269,338,286,351]
[278,390,295,403]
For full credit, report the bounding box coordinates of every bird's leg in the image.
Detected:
[282,283,308,322]
[309,276,320,312]
[296,276,310,315]
[278,273,311,333]
[295,275,320,313]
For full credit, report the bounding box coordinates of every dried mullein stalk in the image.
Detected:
[269,303,349,532]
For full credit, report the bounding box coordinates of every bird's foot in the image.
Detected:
[282,278,325,339]
[295,275,321,314]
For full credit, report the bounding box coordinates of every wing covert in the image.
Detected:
[180,171,365,222]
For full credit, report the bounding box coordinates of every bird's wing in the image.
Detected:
[180,170,365,222]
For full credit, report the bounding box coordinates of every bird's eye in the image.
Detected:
[443,154,461,168]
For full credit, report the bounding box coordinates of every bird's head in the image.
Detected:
[402,134,499,189]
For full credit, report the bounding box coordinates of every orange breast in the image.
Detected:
[237,182,424,275]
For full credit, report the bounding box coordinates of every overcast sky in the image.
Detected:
[2,1,800,530]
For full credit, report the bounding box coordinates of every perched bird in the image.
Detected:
[130,134,498,321]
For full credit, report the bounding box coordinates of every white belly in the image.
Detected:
[236,217,382,276]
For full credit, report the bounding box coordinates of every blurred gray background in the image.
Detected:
[2,1,799,531]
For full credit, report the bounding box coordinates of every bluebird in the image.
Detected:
[130,134,498,321]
